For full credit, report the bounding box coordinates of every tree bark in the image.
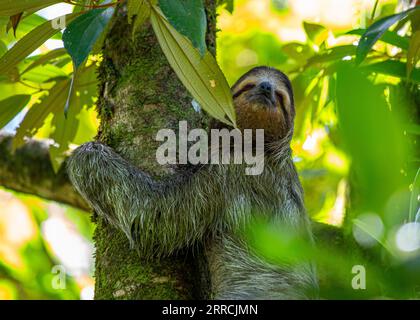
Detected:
[92,2,216,299]
[0,134,89,211]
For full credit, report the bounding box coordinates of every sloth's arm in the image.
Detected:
[67,142,232,256]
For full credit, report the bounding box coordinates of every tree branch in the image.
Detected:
[0,134,89,211]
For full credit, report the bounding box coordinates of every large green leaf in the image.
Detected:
[0,94,30,129]
[0,13,79,76]
[13,80,70,150]
[159,0,207,55]
[0,40,6,56]
[0,82,41,99]
[362,60,420,84]
[0,0,61,16]
[356,6,420,64]
[63,8,114,69]
[335,64,406,210]
[409,168,420,222]
[151,6,236,126]
[407,31,420,77]
[347,28,409,50]
[405,123,420,135]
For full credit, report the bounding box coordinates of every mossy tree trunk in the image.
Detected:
[92,2,216,299]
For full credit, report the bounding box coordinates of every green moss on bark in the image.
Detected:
[94,218,193,299]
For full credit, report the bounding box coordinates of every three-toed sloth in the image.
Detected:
[67,66,318,299]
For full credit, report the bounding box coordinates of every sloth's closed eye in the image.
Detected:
[233,83,256,99]
[276,91,289,119]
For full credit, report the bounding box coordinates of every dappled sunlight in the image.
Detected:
[0,190,35,270]
[42,204,94,278]
[0,189,94,299]
[395,222,420,252]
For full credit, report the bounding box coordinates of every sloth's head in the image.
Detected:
[230,66,295,142]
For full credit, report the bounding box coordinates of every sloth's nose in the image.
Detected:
[258,81,272,95]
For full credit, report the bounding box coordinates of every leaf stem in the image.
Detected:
[64,0,125,9]
[370,0,380,22]
[18,80,48,92]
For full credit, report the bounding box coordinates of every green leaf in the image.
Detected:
[128,0,156,36]
[21,48,68,74]
[13,80,70,150]
[151,6,236,126]
[356,6,420,64]
[0,80,43,99]
[7,12,24,37]
[307,45,356,65]
[0,13,80,76]
[50,64,97,171]
[405,123,420,135]
[49,105,80,172]
[226,0,234,13]
[362,60,420,84]
[282,42,313,62]
[0,94,30,129]
[347,28,409,50]
[409,168,420,222]
[221,0,234,13]
[1,13,62,44]
[335,64,406,210]
[21,64,67,83]
[217,0,234,13]
[407,31,420,77]
[0,0,60,16]
[72,64,97,111]
[158,0,207,55]
[49,90,81,172]
[63,8,114,69]
[0,40,6,56]
[303,21,328,47]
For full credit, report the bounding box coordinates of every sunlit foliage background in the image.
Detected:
[0,0,419,299]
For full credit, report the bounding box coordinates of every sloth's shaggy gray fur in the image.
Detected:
[67,66,318,299]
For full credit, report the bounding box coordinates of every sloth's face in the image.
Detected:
[231,67,295,141]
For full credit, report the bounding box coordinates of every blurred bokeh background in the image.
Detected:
[0,0,419,299]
